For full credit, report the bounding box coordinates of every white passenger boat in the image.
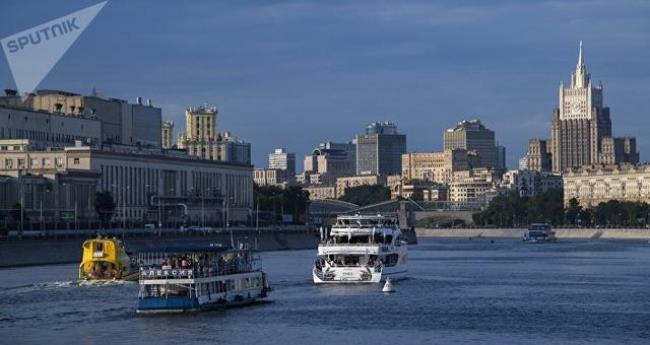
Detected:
[136,244,270,314]
[313,214,408,284]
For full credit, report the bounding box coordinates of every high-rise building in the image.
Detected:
[316,141,356,172]
[216,132,251,165]
[177,106,251,164]
[526,139,552,172]
[356,121,406,176]
[302,147,355,185]
[401,149,469,184]
[496,144,506,170]
[599,137,639,165]
[549,42,641,172]
[268,148,296,176]
[302,141,356,185]
[551,42,610,172]
[0,89,162,147]
[161,121,174,149]
[443,119,497,169]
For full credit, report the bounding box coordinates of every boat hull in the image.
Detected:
[312,265,407,284]
[136,287,268,314]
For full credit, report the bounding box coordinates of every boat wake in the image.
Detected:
[31,280,129,290]
[34,281,78,289]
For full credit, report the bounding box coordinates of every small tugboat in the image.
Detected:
[313,214,408,284]
[523,223,557,243]
[79,236,138,281]
[136,244,270,314]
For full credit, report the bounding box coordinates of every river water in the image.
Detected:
[1,238,649,345]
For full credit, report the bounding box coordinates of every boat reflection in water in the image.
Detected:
[136,244,270,314]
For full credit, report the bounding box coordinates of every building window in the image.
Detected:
[4,158,13,168]
[74,158,80,165]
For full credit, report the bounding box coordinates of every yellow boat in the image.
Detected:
[79,236,138,281]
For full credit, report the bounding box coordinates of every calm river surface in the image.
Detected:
[1,238,649,345]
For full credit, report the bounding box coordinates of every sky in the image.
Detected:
[0,0,648,169]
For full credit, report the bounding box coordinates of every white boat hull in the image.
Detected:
[313,264,407,284]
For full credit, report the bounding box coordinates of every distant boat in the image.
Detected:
[78,236,138,282]
[523,223,557,244]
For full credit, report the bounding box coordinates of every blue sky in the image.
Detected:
[1,0,648,169]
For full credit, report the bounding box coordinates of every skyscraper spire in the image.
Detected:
[572,40,589,88]
[577,40,584,68]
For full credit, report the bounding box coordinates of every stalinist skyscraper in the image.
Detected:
[526,43,638,173]
[547,42,639,173]
[551,42,612,172]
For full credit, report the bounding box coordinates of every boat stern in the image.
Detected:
[313,266,380,284]
[136,297,200,314]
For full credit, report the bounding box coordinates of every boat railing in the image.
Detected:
[139,259,261,280]
[324,260,383,272]
[318,242,392,250]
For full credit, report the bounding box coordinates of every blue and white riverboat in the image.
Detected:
[136,244,270,314]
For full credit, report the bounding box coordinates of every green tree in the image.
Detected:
[338,185,391,206]
[254,185,310,224]
[564,198,582,226]
[473,189,564,227]
[94,191,116,225]
[591,200,650,227]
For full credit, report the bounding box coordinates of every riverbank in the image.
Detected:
[417,227,650,240]
[0,229,319,267]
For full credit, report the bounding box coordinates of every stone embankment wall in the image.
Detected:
[417,228,650,240]
[0,230,319,267]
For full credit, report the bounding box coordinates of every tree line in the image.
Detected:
[473,189,650,228]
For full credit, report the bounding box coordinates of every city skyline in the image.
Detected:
[1,1,648,169]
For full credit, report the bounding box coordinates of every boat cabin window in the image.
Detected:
[137,250,256,278]
[334,217,398,229]
[142,284,190,298]
[326,254,374,267]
